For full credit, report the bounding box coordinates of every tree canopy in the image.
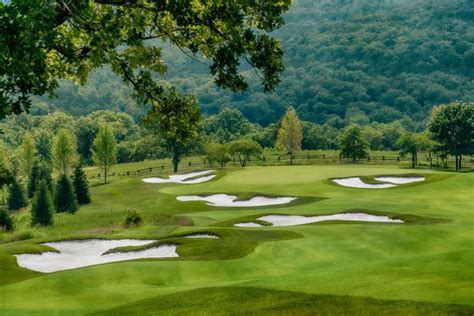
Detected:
[0,0,290,120]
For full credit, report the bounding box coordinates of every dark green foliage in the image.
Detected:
[38,163,54,193]
[0,163,12,187]
[54,174,78,213]
[31,180,53,226]
[204,108,257,143]
[7,178,27,211]
[72,165,90,205]
[229,139,263,167]
[397,133,419,168]
[28,0,472,128]
[0,206,13,232]
[124,209,143,228]
[26,162,40,199]
[428,102,474,171]
[339,124,369,162]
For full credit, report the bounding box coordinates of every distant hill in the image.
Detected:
[32,0,473,130]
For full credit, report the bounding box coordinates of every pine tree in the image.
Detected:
[31,180,54,226]
[54,174,79,213]
[27,161,40,199]
[276,107,303,165]
[0,206,14,232]
[72,165,91,204]
[38,163,54,193]
[7,177,27,211]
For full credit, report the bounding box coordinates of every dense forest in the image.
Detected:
[30,0,473,130]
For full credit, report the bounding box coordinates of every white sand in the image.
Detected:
[234,222,264,227]
[374,176,425,184]
[15,239,178,273]
[332,177,397,189]
[142,170,216,184]
[177,194,297,207]
[182,234,219,239]
[256,213,403,227]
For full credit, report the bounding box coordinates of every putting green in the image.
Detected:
[0,165,472,315]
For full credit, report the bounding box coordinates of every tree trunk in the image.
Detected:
[428,152,432,169]
[455,155,459,171]
[104,165,107,184]
[289,150,293,165]
[411,153,415,168]
[459,155,462,170]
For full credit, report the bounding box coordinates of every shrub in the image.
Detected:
[124,209,143,227]
[54,174,79,213]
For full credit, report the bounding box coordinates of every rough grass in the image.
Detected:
[93,286,474,316]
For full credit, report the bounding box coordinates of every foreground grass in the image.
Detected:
[94,286,474,316]
[0,164,472,315]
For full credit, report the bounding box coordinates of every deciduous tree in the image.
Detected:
[206,143,231,168]
[92,123,117,184]
[19,133,36,177]
[229,139,262,167]
[52,129,78,175]
[339,124,369,162]
[276,107,303,165]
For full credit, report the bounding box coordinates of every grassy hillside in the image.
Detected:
[0,164,472,314]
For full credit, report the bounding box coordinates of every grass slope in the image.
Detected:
[93,286,474,316]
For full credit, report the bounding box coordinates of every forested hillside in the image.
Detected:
[31,0,473,129]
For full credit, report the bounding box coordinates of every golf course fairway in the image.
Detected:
[0,165,472,315]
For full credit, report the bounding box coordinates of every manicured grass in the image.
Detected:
[0,164,472,315]
[93,286,474,316]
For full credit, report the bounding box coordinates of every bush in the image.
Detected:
[124,209,143,227]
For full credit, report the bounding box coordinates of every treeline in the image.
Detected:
[29,0,473,128]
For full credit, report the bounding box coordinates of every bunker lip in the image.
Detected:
[374,176,425,184]
[182,234,219,239]
[332,177,396,189]
[14,239,178,273]
[142,170,216,184]
[234,213,403,227]
[176,194,297,207]
[235,222,264,227]
[331,175,425,188]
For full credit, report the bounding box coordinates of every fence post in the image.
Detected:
[367,156,371,162]
[127,171,129,176]
[382,156,385,161]
[98,173,100,179]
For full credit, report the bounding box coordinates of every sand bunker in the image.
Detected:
[177,194,297,207]
[332,177,396,189]
[234,222,264,227]
[235,213,403,227]
[183,234,219,239]
[374,176,425,184]
[143,170,216,184]
[15,239,178,273]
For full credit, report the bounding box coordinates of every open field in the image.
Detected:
[0,164,473,315]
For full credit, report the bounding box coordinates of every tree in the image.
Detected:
[31,180,54,226]
[52,129,78,175]
[73,165,91,205]
[339,124,369,162]
[206,143,231,168]
[7,177,27,211]
[229,139,263,167]
[0,1,288,119]
[276,107,303,165]
[54,174,79,213]
[428,102,474,171]
[35,129,52,162]
[92,123,117,184]
[416,132,437,169]
[0,206,14,232]
[27,162,40,199]
[396,133,418,168]
[19,133,36,177]
[142,88,201,173]
[203,108,256,143]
